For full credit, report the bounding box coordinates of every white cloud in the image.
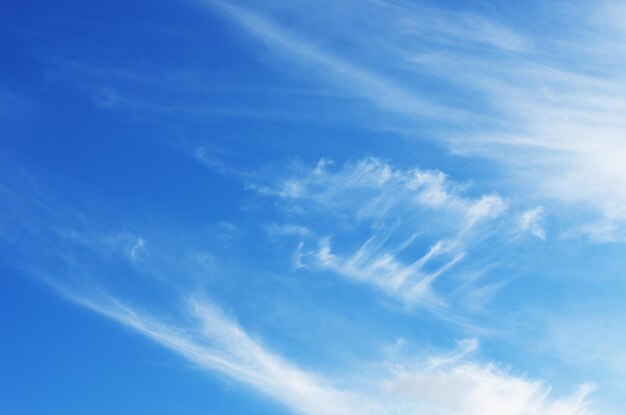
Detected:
[266,223,311,237]
[0,166,598,414]
[254,157,506,223]
[293,241,307,269]
[203,0,626,241]
[255,158,509,309]
[58,286,595,415]
[518,207,547,240]
[103,232,148,261]
[128,237,146,260]
[459,64,626,239]
[68,294,372,415]
[201,0,462,121]
[316,234,463,308]
[390,1,529,52]
[385,360,595,415]
[192,146,230,175]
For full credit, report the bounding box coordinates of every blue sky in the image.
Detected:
[2,0,626,413]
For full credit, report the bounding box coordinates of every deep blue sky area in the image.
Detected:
[2,1,626,414]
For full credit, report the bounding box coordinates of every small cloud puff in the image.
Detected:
[518,206,547,240]
[104,232,148,261]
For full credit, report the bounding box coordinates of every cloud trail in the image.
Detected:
[201,0,462,121]
[59,286,596,415]
[66,293,370,415]
[250,157,540,312]
[0,161,599,415]
[201,0,626,240]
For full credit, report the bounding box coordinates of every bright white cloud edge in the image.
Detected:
[58,286,596,415]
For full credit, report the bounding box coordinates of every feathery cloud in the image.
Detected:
[61,288,595,415]
[251,157,515,310]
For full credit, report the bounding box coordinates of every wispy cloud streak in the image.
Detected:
[65,293,372,415]
[251,157,512,309]
[60,288,596,415]
[0,164,598,415]
[203,0,626,240]
[201,0,461,121]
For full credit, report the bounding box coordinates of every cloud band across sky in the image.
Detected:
[2,0,626,414]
